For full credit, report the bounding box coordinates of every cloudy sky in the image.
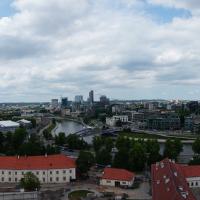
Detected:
[0,0,200,102]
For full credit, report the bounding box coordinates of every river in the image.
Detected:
[53,120,84,135]
[53,120,194,163]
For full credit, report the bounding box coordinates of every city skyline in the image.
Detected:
[0,0,200,102]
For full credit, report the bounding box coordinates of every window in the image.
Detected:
[69,170,72,173]
[15,172,17,175]
[2,177,4,182]
[191,182,194,186]
[22,172,24,175]
[107,180,111,183]
[43,171,45,175]
[9,171,11,175]
[43,178,45,182]
[15,178,17,182]
[50,177,53,182]
[63,177,66,181]
[2,171,4,175]
[63,170,66,174]
[196,182,198,186]
[56,171,59,174]
[50,171,52,175]
[36,171,39,175]
[122,182,126,184]
[9,178,11,182]
[56,177,59,182]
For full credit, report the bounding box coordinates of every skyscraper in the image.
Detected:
[51,99,59,109]
[75,95,83,103]
[88,90,94,105]
[61,97,68,108]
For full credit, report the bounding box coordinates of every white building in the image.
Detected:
[0,120,20,133]
[182,165,200,188]
[100,168,135,187]
[106,115,128,126]
[0,154,76,184]
[17,119,32,128]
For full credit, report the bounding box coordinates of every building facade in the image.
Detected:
[0,121,20,133]
[0,155,76,184]
[100,168,135,187]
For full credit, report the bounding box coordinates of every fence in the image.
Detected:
[0,192,38,200]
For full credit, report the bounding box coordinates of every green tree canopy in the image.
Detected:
[164,139,183,160]
[145,139,161,165]
[76,151,95,175]
[20,172,40,191]
[129,142,146,171]
[95,147,112,166]
[192,138,200,155]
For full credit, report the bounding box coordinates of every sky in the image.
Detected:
[0,0,200,102]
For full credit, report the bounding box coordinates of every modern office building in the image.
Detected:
[88,90,94,105]
[51,99,59,109]
[61,97,68,108]
[74,95,83,103]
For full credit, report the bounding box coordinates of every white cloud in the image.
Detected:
[0,0,200,101]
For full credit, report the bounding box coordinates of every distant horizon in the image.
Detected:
[0,98,199,104]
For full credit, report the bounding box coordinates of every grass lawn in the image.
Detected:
[68,190,93,200]
[119,132,195,140]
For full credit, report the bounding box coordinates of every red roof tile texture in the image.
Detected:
[0,154,76,170]
[181,165,200,178]
[102,168,135,181]
[151,158,196,200]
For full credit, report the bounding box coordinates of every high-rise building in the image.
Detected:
[75,95,83,103]
[88,90,94,105]
[100,95,110,105]
[51,99,59,109]
[61,97,68,108]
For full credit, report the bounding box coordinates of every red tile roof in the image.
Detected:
[102,168,135,181]
[181,165,200,178]
[0,154,76,170]
[151,158,196,200]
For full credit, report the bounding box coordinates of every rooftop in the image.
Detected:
[151,158,196,200]
[102,167,135,181]
[0,120,19,127]
[0,154,76,170]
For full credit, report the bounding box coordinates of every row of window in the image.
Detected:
[1,176,69,182]
[1,170,72,175]
[106,180,127,184]
[189,181,199,187]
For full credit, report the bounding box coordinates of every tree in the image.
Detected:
[113,148,130,169]
[20,172,40,191]
[164,139,183,160]
[66,134,88,150]
[96,147,112,166]
[12,128,28,150]
[145,139,161,165]
[192,138,200,155]
[115,136,131,151]
[93,136,104,153]
[43,129,53,140]
[55,132,66,146]
[129,142,146,171]
[76,151,95,175]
